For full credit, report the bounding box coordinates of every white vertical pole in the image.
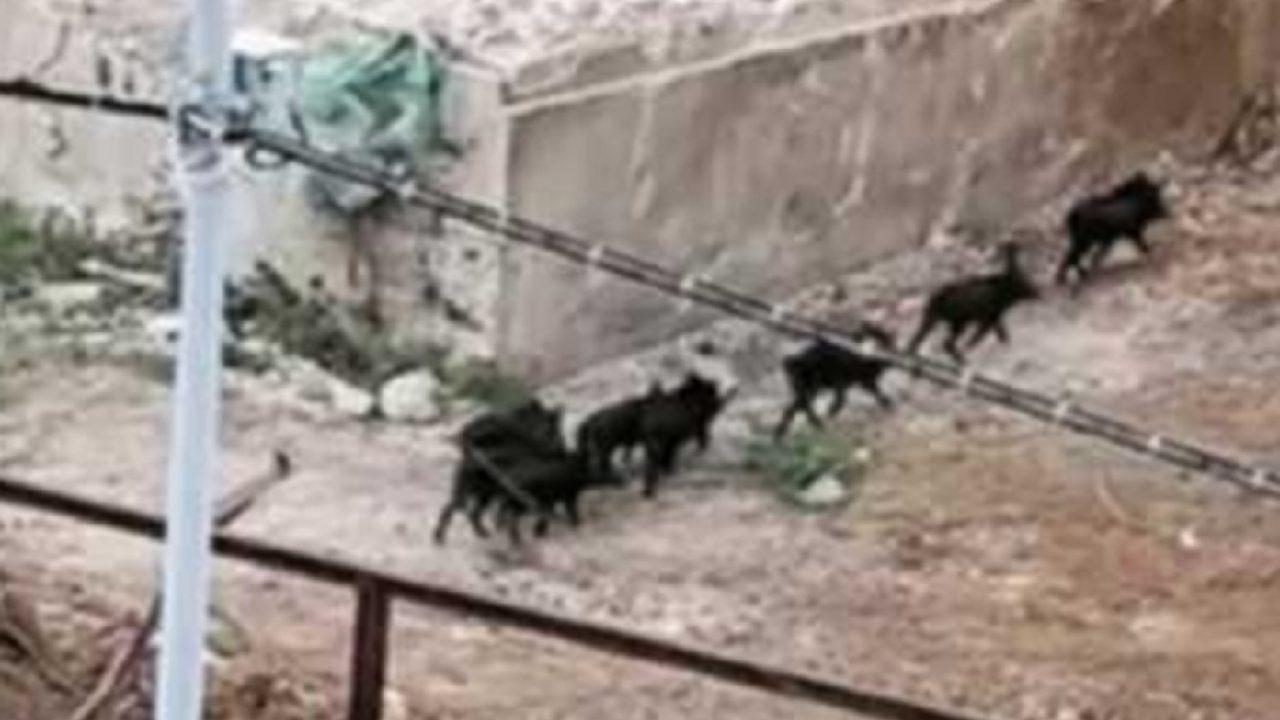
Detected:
[155,0,232,718]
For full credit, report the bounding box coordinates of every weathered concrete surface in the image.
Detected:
[0,0,512,356]
[0,1,171,233]
[495,0,1280,381]
[3,0,1279,381]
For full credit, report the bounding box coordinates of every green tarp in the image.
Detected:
[242,29,448,216]
[298,31,446,162]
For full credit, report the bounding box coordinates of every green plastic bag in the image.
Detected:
[299,31,446,159]
[293,30,448,215]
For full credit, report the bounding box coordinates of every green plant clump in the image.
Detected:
[0,201,97,287]
[743,426,873,510]
[438,358,533,411]
[0,201,39,287]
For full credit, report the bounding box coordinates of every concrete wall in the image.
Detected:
[4,0,1279,383]
[1,0,512,358]
[0,3,171,234]
[227,61,512,354]
[493,0,1280,381]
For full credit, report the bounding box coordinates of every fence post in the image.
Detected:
[348,576,391,720]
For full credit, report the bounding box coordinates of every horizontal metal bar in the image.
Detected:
[0,474,991,720]
[0,78,168,120]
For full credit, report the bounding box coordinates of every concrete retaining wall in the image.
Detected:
[0,4,170,234]
[0,0,513,358]
[492,0,1280,381]
[227,63,511,356]
[3,0,1278,383]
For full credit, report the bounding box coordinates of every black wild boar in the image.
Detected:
[906,242,1039,364]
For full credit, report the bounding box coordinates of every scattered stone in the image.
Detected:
[328,376,376,418]
[379,369,443,422]
[293,681,331,716]
[143,313,183,350]
[797,474,848,508]
[61,330,116,358]
[234,337,278,360]
[207,614,250,659]
[925,222,961,251]
[268,356,376,418]
[35,282,104,314]
[382,688,410,720]
[77,258,166,293]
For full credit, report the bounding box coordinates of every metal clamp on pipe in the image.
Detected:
[176,101,251,145]
[586,244,607,289]
[677,273,702,313]
[1053,400,1073,424]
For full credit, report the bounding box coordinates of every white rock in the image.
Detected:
[206,614,250,659]
[1178,526,1200,550]
[37,282,104,313]
[278,356,375,418]
[142,312,239,354]
[925,222,959,250]
[797,474,848,507]
[143,313,183,351]
[329,377,376,418]
[382,688,410,720]
[237,337,278,360]
[379,370,443,422]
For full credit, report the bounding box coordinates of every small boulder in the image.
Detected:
[797,474,848,508]
[378,370,443,423]
[328,376,376,418]
[382,688,410,720]
[281,357,374,418]
[144,313,183,351]
[142,312,243,356]
[285,358,333,403]
[36,282,104,315]
[206,613,251,659]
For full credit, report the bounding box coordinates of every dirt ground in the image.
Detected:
[2,157,1280,720]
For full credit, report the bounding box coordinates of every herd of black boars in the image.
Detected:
[433,170,1172,546]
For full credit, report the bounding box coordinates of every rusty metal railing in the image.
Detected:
[0,473,993,720]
